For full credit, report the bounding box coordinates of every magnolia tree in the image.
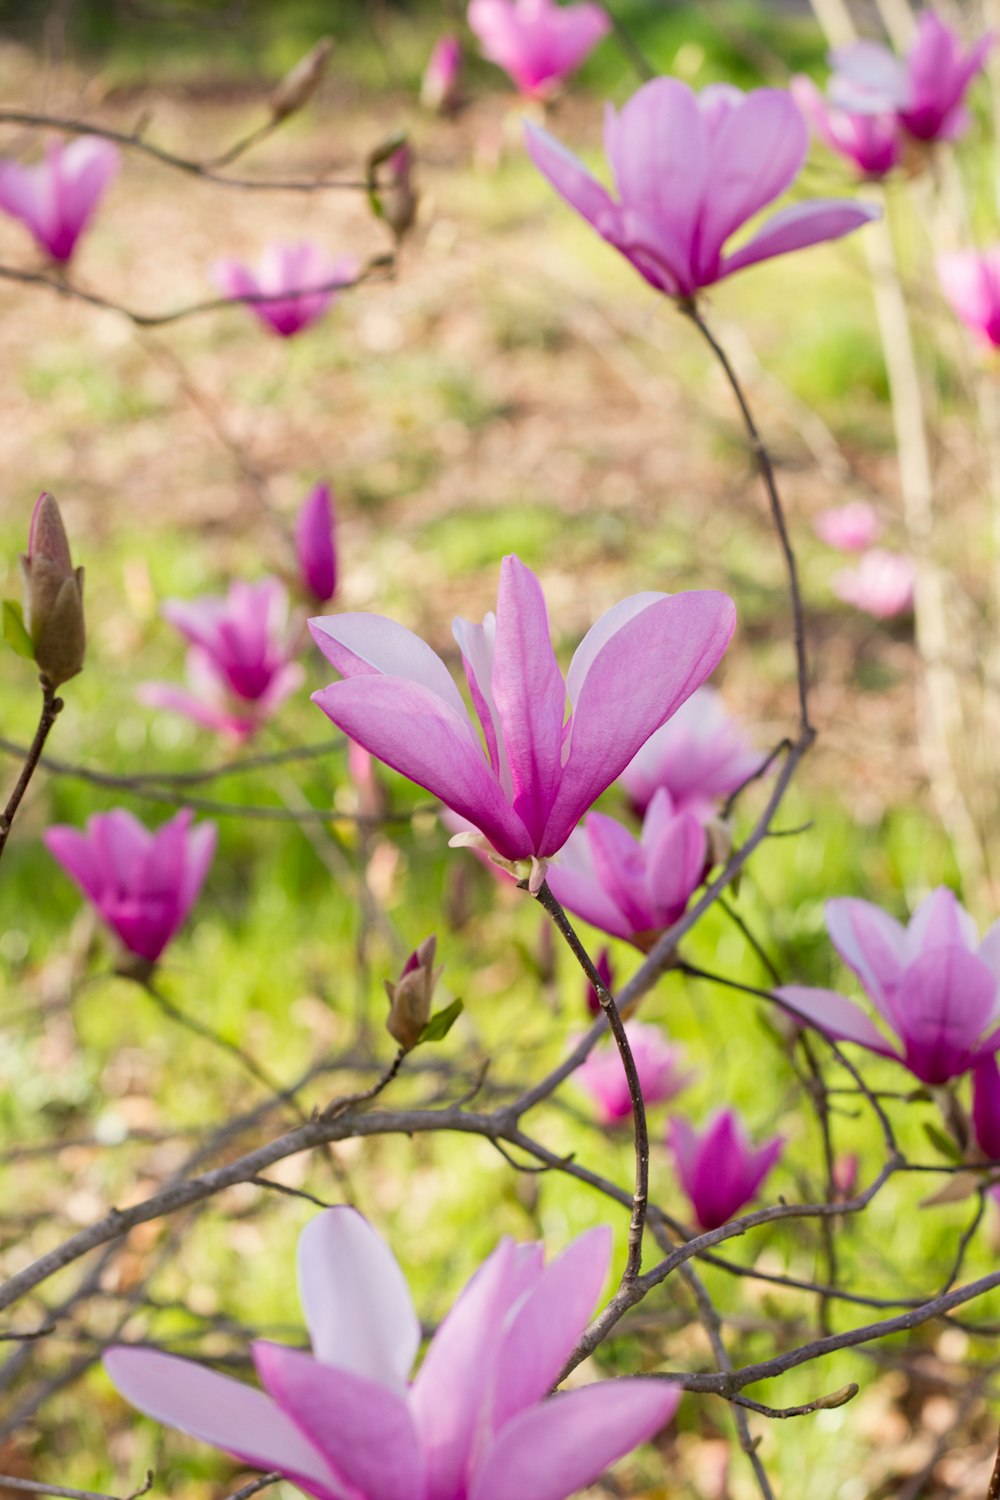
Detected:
[5,2,1000,1498]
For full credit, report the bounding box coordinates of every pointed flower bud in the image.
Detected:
[19,491,86,686]
[270,37,335,121]
[421,36,462,114]
[295,482,338,604]
[384,936,442,1050]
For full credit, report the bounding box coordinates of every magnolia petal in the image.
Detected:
[603,79,705,257]
[825,897,906,1028]
[698,89,808,277]
[777,985,898,1056]
[309,614,468,718]
[721,199,879,278]
[524,120,615,231]
[297,1207,420,1389]
[896,945,998,1085]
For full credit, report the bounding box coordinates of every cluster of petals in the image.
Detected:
[577,1019,693,1124]
[140,578,303,742]
[295,482,338,604]
[525,78,878,301]
[668,1109,784,1232]
[791,74,901,179]
[105,1207,678,1500]
[0,136,119,262]
[938,249,1000,350]
[546,788,707,949]
[309,555,735,872]
[212,242,360,337]
[779,888,1000,1085]
[619,685,762,821]
[832,548,915,619]
[468,0,609,100]
[814,500,883,553]
[45,808,215,964]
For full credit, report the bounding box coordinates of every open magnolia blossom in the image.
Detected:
[105,1208,678,1500]
[45,808,216,965]
[779,888,1000,1085]
[546,789,707,948]
[140,578,303,742]
[576,1019,693,1124]
[212,242,360,337]
[938,249,1000,350]
[619,685,763,820]
[832,549,915,619]
[468,0,610,100]
[525,78,878,300]
[310,555,735,886]
[669,1109,784,1232]
[792,72,902,179]
[0,136,120,262]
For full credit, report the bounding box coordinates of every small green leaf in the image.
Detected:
[3,600,34,660]
[419,998,463,1044]
[923,1121,963,1162]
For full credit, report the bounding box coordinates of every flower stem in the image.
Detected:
[0,678,63,865]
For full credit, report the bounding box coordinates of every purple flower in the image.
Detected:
[833,549,915,619]
[0,137,119,263]
[140,578,304,743]
[546,790,707,948]
[814,500,883,553]
[422,36,463,113]
[792,74,902,179]
[619,685,763,820]
[105,1207,678,1500]
[831,14,992,145]
[779,888,1000,1085]
[939,249,1000,349]
[295,483,338,604]
[469,0,610,100]
[525,79,878,301]
[310,555,735,881]
[211,242,360,337]
[577,1020,693,1124]
[668,1110,784,1232]
[45,809,215,965]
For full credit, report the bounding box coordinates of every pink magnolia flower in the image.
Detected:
[814,500,883,552]
[830,14,993,145]
[668,1110,784,1232]
[779,889,1000,1085]
[296,483,338,604]
[619,685,763,820]
[577,1020,693,1124]
[105,1207,678,1500]
[140,578,304,742]
[833,549,915,618]
[0,137,119,263]
[422,35,463,113]
[45,809,215,965]
[792,75,902,178]
[546,789,707,949]
[211,243,360,337]
[469,0,609,100]
[310,555,735,881]
[525,79,878,301]
[939,249,1000,349]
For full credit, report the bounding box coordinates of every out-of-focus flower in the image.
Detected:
[526,79,878,301]
[938,249,1000,349]
[310,555,734,885]
[779,888,1000,1085]
[370,141,418,244]
[584,945,614,1015]
[295,482,338,604]
[792,74,902,178]
[140,579,303,742]
[422,35,463,113]
[45,809,215,966]
[668,1109,784,1231]
[814,500,883,552]
[830,13,993,145]
[469,0,610,100]
[833,549,915,618]
[106,1207,679,1500]
[211,242,360,337]
[546,790,707,949]
[619,685,763,821]
[385,936,443,1050]
[270,37,334,121]
[973,1056,1000,1161]
[0,137,119,262]
[832,1153,860,1201]
[18,491,86,686]
[577,1020,693,1123]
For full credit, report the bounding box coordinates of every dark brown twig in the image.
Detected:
[0,678,63,864]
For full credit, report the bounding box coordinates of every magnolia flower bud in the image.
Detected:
[270,37,335,121]
[421,36,462,115]
[367,136,418,244]
[384,935,441,1050]
[19,492,85,686]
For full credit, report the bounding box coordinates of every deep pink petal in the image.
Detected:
[310,613,469,718]
[545,830,634,941]
[645,812,706,927]
[721,198,879,278]
[44,826,104,906]
[974,1055,1000,1160]
[825,897,906,1028]
[524,120,615,230]
[897,946,998,1084]
[604,79,705,265]
[905,887,979,959]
